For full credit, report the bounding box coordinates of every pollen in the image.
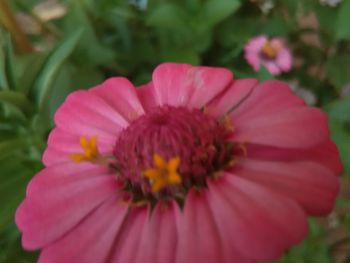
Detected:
[143,154,182,193]
[69,136,100,163]
[261,42,277,59]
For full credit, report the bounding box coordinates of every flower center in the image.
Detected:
[112,106,234,202]
[261,42,278,59]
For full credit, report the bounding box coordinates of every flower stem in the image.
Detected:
[0,0,33,53]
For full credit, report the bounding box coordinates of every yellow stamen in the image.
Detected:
[228,159,237,167]
[202,106,208,114]
[238,142,248,157]
[69,136,101,163]
[144,154,182,193]
[261,42,277,59]
[127,111,139,121]
[223,115,235,132]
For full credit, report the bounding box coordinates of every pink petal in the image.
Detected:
[38,196,129,263]
[152,63,233,108]
[175,190,224,263]
[25,162,109,196]
[236,159,339,215]
[152,63,192,106]
[43,148,72,166]
[276,48,293,72]
[109,206,149,263]
[137,82,159,112]
[16,164,118,250]
[206,78,258,118]
[246,140,343,174]
[229,81,328,148]
[187,66,233,108]
[207,174,307,261]
[244,36,268,72]
[176,189,250,263]
[232,106,329,148]
[91,77,145,121]
[244,36,267,53]
[231,80,304,121]
[54,90,127,140]
[244,53,261,71]
[263,60,281,75]
[135,201,179,263]
[42,127,114,166]
[270,38,284,50]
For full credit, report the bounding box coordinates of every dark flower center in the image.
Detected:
[112,106,234,202]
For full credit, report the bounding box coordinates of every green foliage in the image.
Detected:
[336,0,350,40]
[0,91,33,114]
[327,95,350,176]
[326,54,350,91]
[146,3,186,28]
[0,0,350,262]
[257,66,274,81]
[201,0,241,26]
[275,220,331,263]
[327,95,350,123]
[30,29,82,111]
[1,34,17,90]
[0,26,81,262]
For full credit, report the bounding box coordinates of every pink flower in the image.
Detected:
[16,63,341,263]
[244,35,293,75]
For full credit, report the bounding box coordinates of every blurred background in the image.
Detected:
[0,0,350,262]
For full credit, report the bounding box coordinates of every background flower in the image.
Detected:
[244,35,293,76]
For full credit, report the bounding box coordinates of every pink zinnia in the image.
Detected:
[16,63,341,263]
[244,35,293,75]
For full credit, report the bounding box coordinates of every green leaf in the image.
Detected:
[0,138,28,160]
[336,0,350,40]
[329,120,350,176]
[326,94,350,177]
[217,16,257,47]
[146,3,186,28]
[30,29,83,111]
[257,66,274,81]
[326,54,350,90]
[326,95,350,122]
[0,158,40,237]
[0,173,28,228]
[70,67,104,90]
[0,33,9,90]
[259,15,293,37]
[315,4,337,38]
[161,49,200,65]
[201,0,241,26]
[62,4,116,66]
[275,219,331,263]
[3,33,17,90]
[47,65,105,125]
[0,226,38,263]
[18,53,48,95]
[0,90,33,114]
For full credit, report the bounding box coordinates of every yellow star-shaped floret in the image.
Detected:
[144,154,182,193]
[69,136,100,163]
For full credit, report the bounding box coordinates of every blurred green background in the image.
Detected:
[0,0,350,262]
